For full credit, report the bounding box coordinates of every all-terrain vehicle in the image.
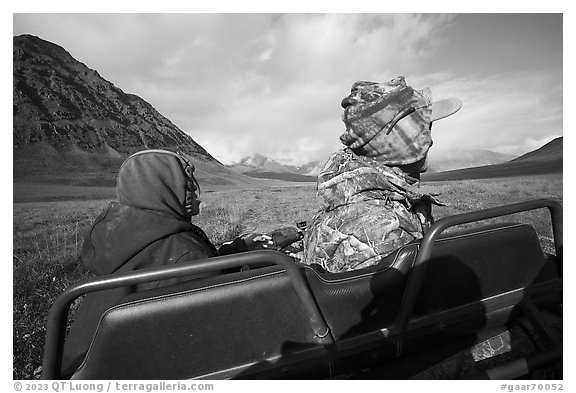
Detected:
[41,198,563,380]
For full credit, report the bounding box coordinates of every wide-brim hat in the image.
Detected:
[431,97,463,122]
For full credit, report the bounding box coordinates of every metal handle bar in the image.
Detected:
[393,198,563,336]
[42,250,332,379]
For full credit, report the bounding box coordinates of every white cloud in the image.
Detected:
[13,13,562,164]
[410,71,562,157]
[137,14,460,164]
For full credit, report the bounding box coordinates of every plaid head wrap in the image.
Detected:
[339,76,433,166]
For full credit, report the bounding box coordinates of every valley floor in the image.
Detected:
[12,173,562,379]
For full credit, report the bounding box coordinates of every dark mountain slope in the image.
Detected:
[13,34,257,188]
[510,137,563,163]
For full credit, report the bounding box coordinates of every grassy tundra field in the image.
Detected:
[13,174,562,379]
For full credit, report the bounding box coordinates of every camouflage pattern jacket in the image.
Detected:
[303,148,442,273]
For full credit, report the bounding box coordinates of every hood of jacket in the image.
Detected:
[82,150,212,275]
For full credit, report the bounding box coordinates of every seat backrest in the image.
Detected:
[304,222,557,339]
[71,222,557,379]
[414,222,556,315]
[72,266,328,379]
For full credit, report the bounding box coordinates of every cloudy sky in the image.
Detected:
[12,13,563,165]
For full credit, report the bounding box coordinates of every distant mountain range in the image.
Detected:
[227,154,321,182]
[426,149,515,173]
[229,154,323,175]
[228,144,555,183]
[422,137,562,181]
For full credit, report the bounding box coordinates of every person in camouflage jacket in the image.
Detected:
[303,76,462,273]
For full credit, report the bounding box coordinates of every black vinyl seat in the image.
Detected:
[68,222,561,380]
[306,222,559,340]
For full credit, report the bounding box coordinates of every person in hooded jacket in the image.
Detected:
[61,149,269,375]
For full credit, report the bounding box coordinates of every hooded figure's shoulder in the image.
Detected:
[82,202,217,275]
[167,229,219,262]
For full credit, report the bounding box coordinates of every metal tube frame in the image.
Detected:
[42,198,562,379]
[393,198,563,338]
[42,250,332,380]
